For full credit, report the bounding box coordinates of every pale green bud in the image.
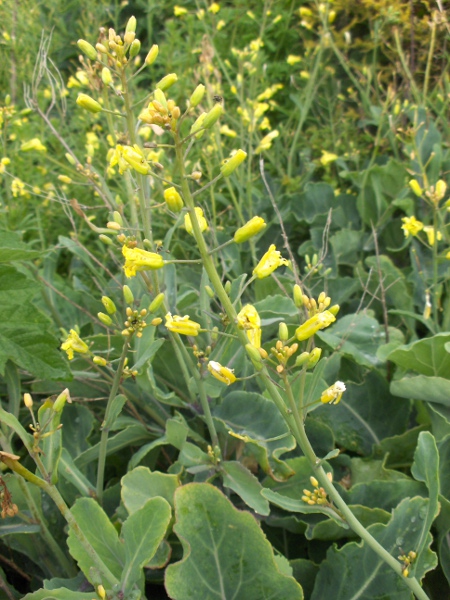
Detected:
[293,284,303,307]
[129,39,141,58]
[93,356,108,367]
[156,73,178,91]
[145,44,159,65]
[126,16,137,33]
[409,179,423,197]
[99,234,114,246]
[101,67,112,86]
[234,216,266,243]
[205,285,215,298]
[306,347,322,369]
[101,296,117,314]
[220,149,247,177]
[190,112,206,139]
[149,292,165,313]
[189,84,205,108]
[328,304,340,316]
[113,211,123,226]
[98,312,113,326]
[203,103,223,129]
[278,322,289,341]
[123,285,134,305]
[77,39,97,61]
[76,93,102,113]
[245,344,263,370]
[53,388,70,412]
[65,153,76,165]
[295,351,310,367]
[154,88,167,109]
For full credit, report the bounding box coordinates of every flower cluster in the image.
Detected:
[237,304,261,348]
[302,473,333,506]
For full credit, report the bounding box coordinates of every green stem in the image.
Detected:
[432,207,440,328]
[96,339,129,503]
[423,20,436,104]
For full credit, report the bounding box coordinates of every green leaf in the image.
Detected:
[58,449,95,497]
[221,460,270,515]
[317,313,387,368]
[103,394,127,429]
[410,432,440,562]
[387,333,450,377]
[355,159,405,225]
[165,483,303,599]
[438,434,450,501]
[254,294,298,325]
[0,231,41,262]
[121,497,172,595]
[391,375,450,406]
[307,505,390,541]
[365,255,415,319]
[23,590,94,600]
[314,371,410,455]
[132,338,165,372]
[213,391,296,480]
[67,498,124,582]
[373,425,428,469]
[311,497,437,599]
[122,466,180,513]
[290,182,335,224]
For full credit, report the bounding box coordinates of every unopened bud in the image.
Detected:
[101,296,117,314]
[96,43,108,54]
[151,317,162,326]
[234,216,266,243]
[129,39,141,58]
[163,186,184,212]
[224,281,232,294]
[145,44,159,65]
[295,351,310,367]
[189,84,205,108]
[65,153,76,165]
[77,39,97,61]
[409,179,423,197]
[190,112,206,138]
[93,356,108,367]
[24,393,33,408]
[54,388,70,412]
[156,73,178,91]
[203,103,223,129]
[306,347,322,369]
[220,149,247,177]
[149,292,165,313]
[328,304,340,316]
[58,175,72,184]
[113,210,123,225]
[76,93,102,113]
[107,221,121,230]
[126,15,137,33]
[278,322,288,341]
[98,312,113,326]
[435,179,447,201]
[293,284,303,307]
[124,31,135,45]
[205,285,215,298]
[99,234,114,245]
[310,476,319,488]
[101,67,112,86]
[123,285,134,305]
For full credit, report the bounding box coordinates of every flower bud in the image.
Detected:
[101,296,117,314]
[126,16,137,33]
[101,67,112,86]
[205,285,215,298]
[409,179,423,197]
[151,317,163,326]
[145,44,159,65]
[245,344,263,370]
[99,234,114,245]
[295,351,310,367]
[306,347,322,369]
[65,153,76,165]
[190,112,206,139]
[23,393,33,408]
[156,73,178,91]
[435,179,447,201]
[113,211,123,226]
[93,356,108,366]
[328,304,340,316]
[77,39,98,61]
[234,216,266,243]
[129,39,141,58]
[124,31,135,45]
[203,103,223,129]
[123,285,134,305]
[98,312,113,326]
[220,149,247,177]
[278,322,288,341]
[54,388,70,412]
[96,43,108,54]
[164,186,184,212]
[189,84,205,108]
[76,93,102,113]
[149,292,165,313]
[58,175,72,184]
[107,221,121,230]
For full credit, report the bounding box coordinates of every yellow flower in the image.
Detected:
[255,130,279,154]
[208,2,220,14]
[185,207,208,235]
[253,244,289,279]
[11,178,26,197]
[409,179,423,197]
[61,329,89,360]
[320,381,346,405]
[401,216,424,238]
[423,226,442,246]
[237,304,261,348]
[295,311,336,341]
[234,216,266,243]
[207,361,236,385]
[174,5,188,16]
[122,246,164,278]
[219,124,237,138]
[287,55,302,66]
[320,151,338,166]
[165,313,201,336]
[20,138,46,152]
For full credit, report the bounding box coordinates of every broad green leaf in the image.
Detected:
[67,498,124,583]
[355,159,405,225]
[410,432,440,562]
[23,590,94,600]
[132,338,165,371]
[373,425,428,469]
[103,394,127,429]
[387,333,450,377]
[330,229,364,265]
[0,231,41,262]
[254,294,298,325]
[306,505,390,541]
[317,313,387,368]
[213,391,296,480]
[291,559,319,599]
[349,457,411,486]
[221,460,270,515]
[348,480,427,512]
[311,497,437,600]
[122,466,180,513]
[438,434,450,501]
[60,403,94,459]
[290,182,335,224]
[314,371,410,455]
[391,375,450,406]
[165,483,303,599]
[121,497,172,595]
[365,255,415,321]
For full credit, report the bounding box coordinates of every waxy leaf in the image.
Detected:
[387,333,450,377]
[122,466,180,512]
[165,483,303,599]
[391,375,450,406]
[221,460,270,515]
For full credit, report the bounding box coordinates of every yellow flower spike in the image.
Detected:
[207,361,236,385]
[409,179,423,197]
[401,216,424,238]
[165,313,201,336]
[122,146,150,175]
[295,311,336,341]
[320,381,346,405]
[122,246,164,278]
[164,186,184,212]
[253,244,289,279]
[184,207,208,235]
[233,216,266,243]
[423,226,442,246]
[237,304,261,348]
[61,329,89,360]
